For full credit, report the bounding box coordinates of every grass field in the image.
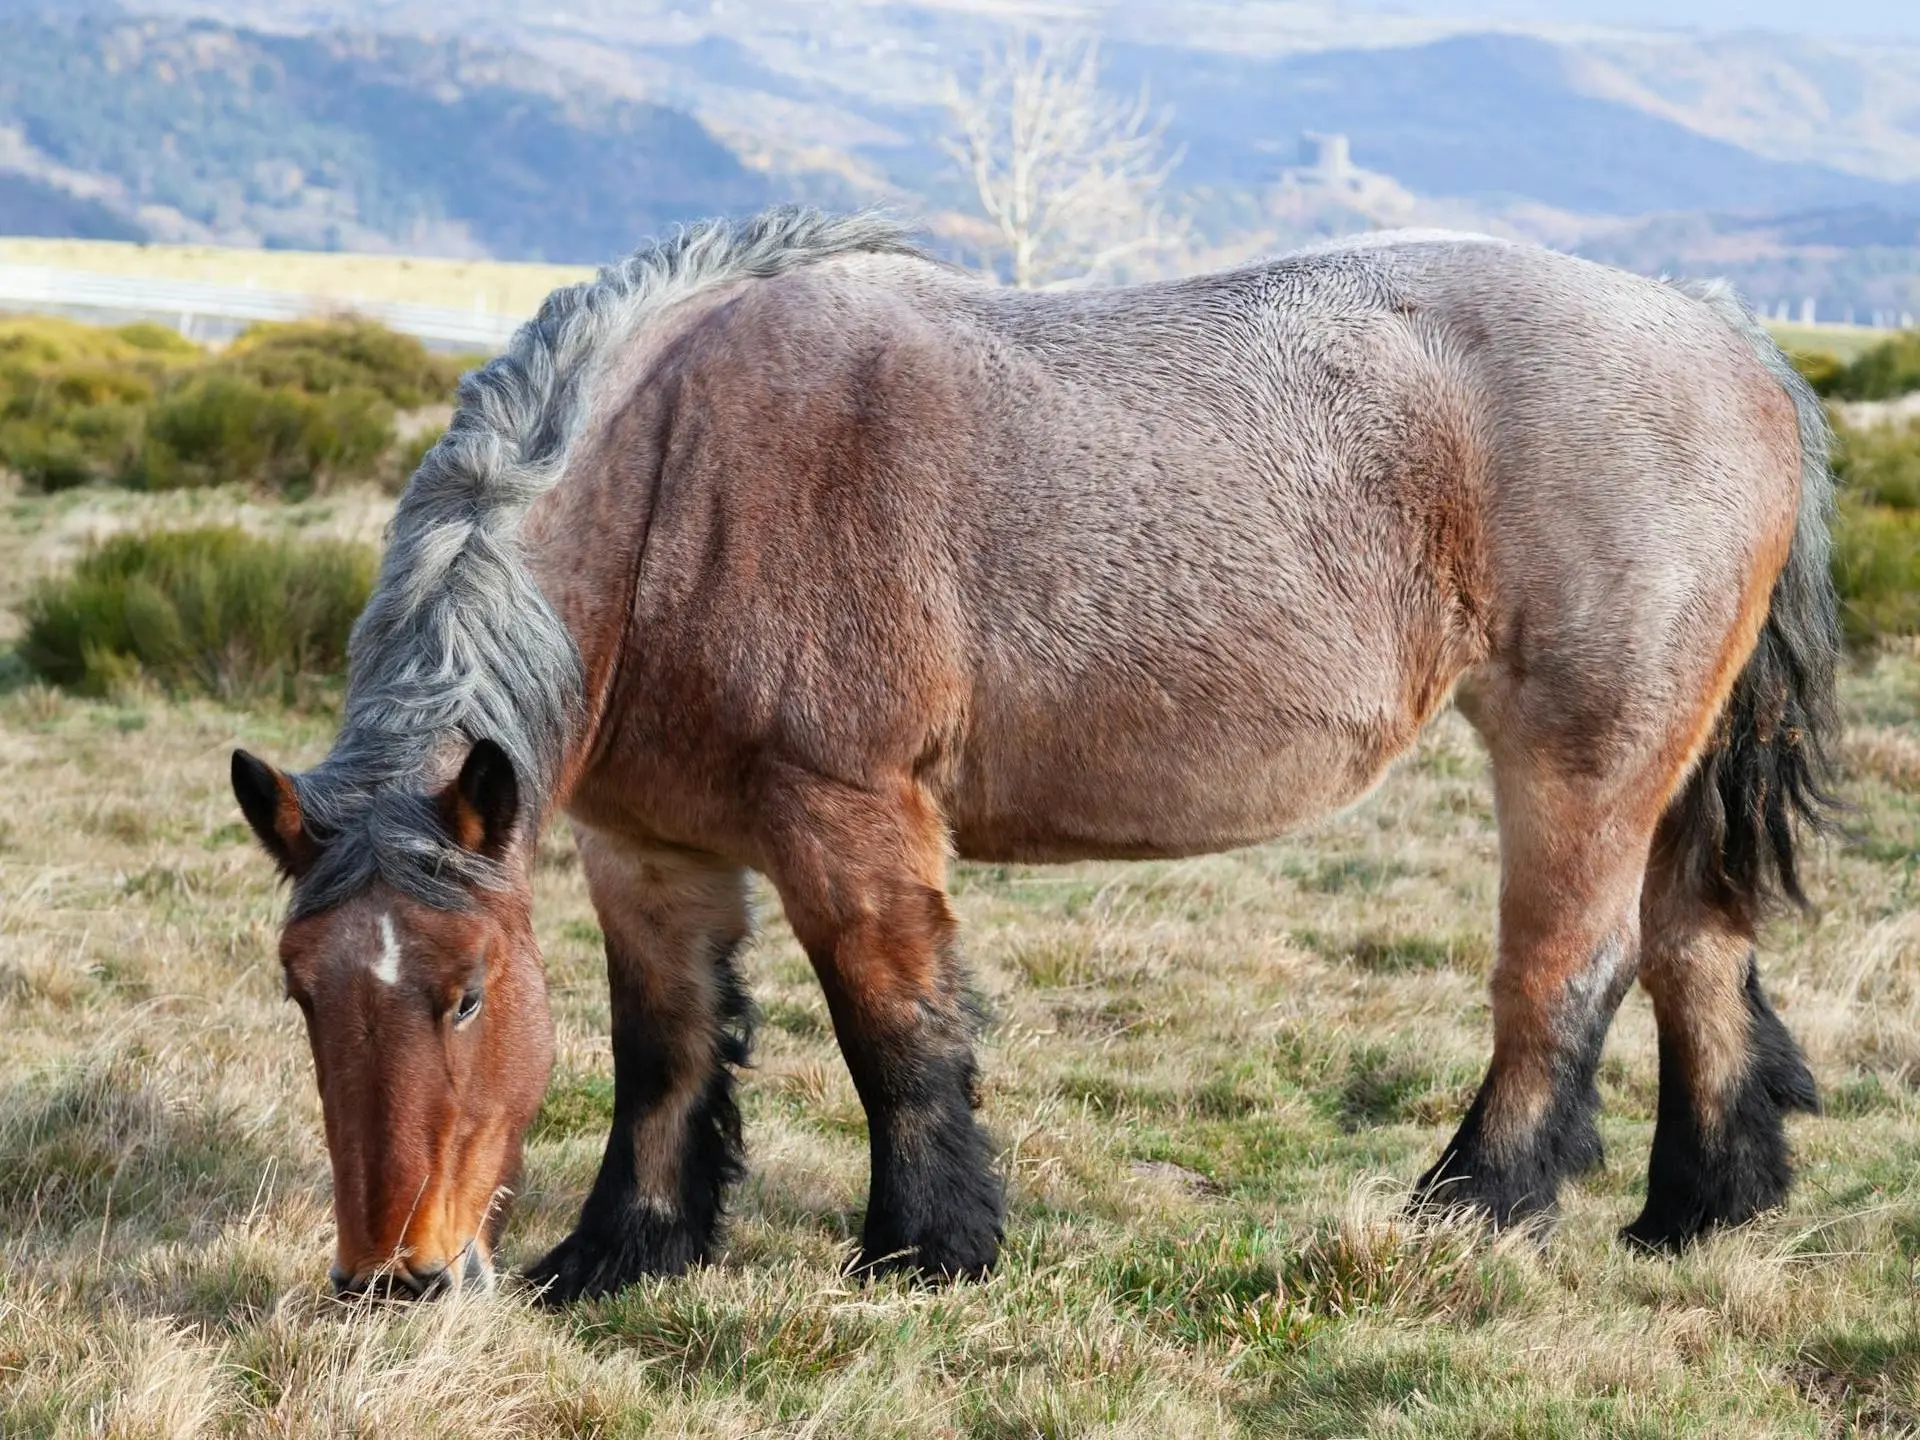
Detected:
[2,483,1919,1437]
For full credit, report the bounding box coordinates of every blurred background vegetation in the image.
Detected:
[18,527,375,707]
[2,311,1917,708]
[0,314,464,496]
[1808,331,1920,644]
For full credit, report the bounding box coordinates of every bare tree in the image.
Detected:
[944,35,1187,290]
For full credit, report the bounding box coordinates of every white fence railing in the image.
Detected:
[0,263,526,351]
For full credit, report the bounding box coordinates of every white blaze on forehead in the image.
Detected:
[371,912,402,986]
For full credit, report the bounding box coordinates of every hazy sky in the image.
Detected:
[1343,0,1920,41]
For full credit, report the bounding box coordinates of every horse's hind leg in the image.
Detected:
[1622,807,1817,1250]
[762,772,1003,1280]
[1413,741,1660,1225]
[526,828,752,1304]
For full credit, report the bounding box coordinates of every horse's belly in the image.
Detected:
[944,711,1407,863]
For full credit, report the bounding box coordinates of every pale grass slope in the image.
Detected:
[0,237,593,321]
[2,488,1920,1435]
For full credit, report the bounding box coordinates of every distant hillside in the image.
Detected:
[111,1,1920,186]
[1565,32,1920,186]
[1577,209,1920,323]
[0,10,786,261]
[0,171,143,240]
[5,0,1920,316]
[1104,34,1920,219]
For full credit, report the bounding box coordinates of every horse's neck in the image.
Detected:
[517,449,658,809]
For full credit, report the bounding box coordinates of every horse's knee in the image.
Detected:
[766,782,1003,1280]
[527,834,752,1304]
[797,893,1003,1281]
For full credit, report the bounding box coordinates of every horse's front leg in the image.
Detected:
[764,771,1004,1280]
[525,826,752,1304]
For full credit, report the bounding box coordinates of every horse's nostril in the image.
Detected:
[461,1245,494,1292]
[409,1262,452,1298]
[330,1263,449,1301]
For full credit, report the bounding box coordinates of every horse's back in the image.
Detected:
[561,249,1487,860]
[564,236,1801,866]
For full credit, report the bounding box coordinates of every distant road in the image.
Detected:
[0,235,595,351]
[0,263,528,351]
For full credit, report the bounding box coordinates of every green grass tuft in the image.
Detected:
[1346,931,1492,975]
[531,1071,615,1143]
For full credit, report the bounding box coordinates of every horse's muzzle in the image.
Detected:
[330,1244,491,1300]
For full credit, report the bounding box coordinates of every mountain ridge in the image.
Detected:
[1,0,1917,317]
[0,9,785,260]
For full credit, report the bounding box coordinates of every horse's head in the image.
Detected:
[231,740,555,1297]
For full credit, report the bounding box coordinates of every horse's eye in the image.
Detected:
[452,985,483,1028]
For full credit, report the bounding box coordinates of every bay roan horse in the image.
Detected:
[232,208,1840,1302]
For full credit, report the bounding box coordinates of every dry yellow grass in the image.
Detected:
[0,237,593,319]
[2,487,1918,1436]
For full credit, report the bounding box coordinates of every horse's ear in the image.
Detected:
[231,750,318,879]
[441,739,520,859]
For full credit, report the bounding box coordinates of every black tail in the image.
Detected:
[1669,282,1844,929]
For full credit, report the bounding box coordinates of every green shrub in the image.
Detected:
[1832,495,1920,645]
[0,316,197,367]
[1815,329,1920,400]
[136,373,392,493]
[0,315,458,494]
[112,321,204,356]
[222,317,462,409]
[18,527,376,705]
[0,318,193,489]
[1790,349,1847,395]
[1826,416,1920,646]
[1835,417,1920,511]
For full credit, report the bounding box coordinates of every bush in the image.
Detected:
[1790,349,1846,395]
[1811,328,1920,400]
[138,321,434,493]
[0,318,196,489]
[1832,496,1920,645]
[1835,417,1920,511]
[0,314,460,494]
[1827,415,1920,646]
[0,316,199,368]
[18,527,376,705]
[220,317,463,410]
[136,373,393,493]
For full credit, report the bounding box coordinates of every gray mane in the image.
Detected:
[289,207,925,916]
